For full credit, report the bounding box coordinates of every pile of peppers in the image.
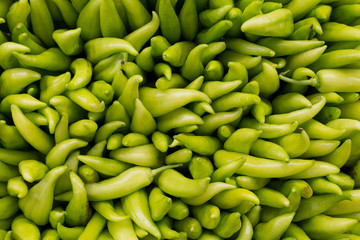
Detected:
[2,0,360,239]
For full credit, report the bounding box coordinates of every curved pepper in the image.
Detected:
[319,22,360,41]
[85,164,179,201]
[241,8,294,37]
[300,214,358,239]
[68,119,98,142]
[226,38,275,57]
[11,105,54,154]
[136,46,155,72]
[254,213,295,240]
[65,87,105,113]
[77,212,106,240]
[0,68,41,98]
[327,172,355,191]
[239,117,299,138]
[52,28,83,56]
[242,0,263,23]
[65,171,92,226]
[180,44,208,81]
[300,139,341,158]
[57,223,84,240]
[0,120,30,150]
[211,158,246,182]
[18,165,67,225]
[213,212,241,238]
[162,41,196,67]
[256,37,325,57]
[78,155,131,177]
[124,11,160,52]
[294,192,352,222]
[139,87,210,117]
[202,42,227,66]
[203,60,224,82]
[219,50,262,70]
[6,0,30,32]
[199,5,232,28]
[250,139,290,162]
[196,19,233,44]
[121,189,161,239]
[325,190,360,215]
[215,150,314,178]
[266,96,326,124]
[157,216,180,239]
[211,188,260,209]
[107,201,137,240]
[272,93,312,114]
[156,168,210,198]
[157,107,203,133]
[45,138,87,169]
[109,143,162,167]
[13,47,71,72]
[84,37,138,64]
[148,187,172,222]
[0,42,31,69]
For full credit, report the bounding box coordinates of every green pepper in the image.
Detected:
[241,8,294,37]
[0,68,41,98]
[156,168,210,198]
[107,201,137,240]
[0,196,19,221]
[11,215,41,240]
[124,11,160,52]
[52,28,83,56]
[196,20,233,44]
[173,217,203,239]
[18,165,67,225]
[121,188,161,239]
[121,0,151,31]
[179,0,198,41]
[84,37,138,64]
[78,212,106,240]
[254,213,295,240]
[211,188,260,209]
[57,223,84,240]
[213,212,241,238]
[300,214,358,239]
[85,164,179,201]
[29,0,55,46]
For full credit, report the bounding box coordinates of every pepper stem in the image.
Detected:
[279,71,319,87]
[151,164,183,176]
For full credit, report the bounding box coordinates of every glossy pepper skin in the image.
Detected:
[18,165,67,226]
